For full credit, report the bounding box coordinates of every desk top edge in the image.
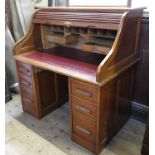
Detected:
[14,51,100,86]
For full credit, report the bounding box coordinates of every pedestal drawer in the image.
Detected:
[70,79,98,103]
[20,85,35,100]
[71,96,97,119]
[16,61,32,77]
[22,96,38,116]
[22,96,36,109]
[18,73,34,89]
[72,112,96,144]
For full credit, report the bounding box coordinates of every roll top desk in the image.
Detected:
[13,7,144,154]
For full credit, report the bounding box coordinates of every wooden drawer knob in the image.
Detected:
[25,69,30,73]
[18,68,29,73]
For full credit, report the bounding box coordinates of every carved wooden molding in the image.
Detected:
[14,13,36,55]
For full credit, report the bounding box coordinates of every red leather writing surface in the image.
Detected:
[25,52,98,76]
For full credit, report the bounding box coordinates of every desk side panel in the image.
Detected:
[97,67,135,153]
[96,9,144,84]
[14,13,43,55]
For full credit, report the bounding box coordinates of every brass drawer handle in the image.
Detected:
[76,105,91,114]
[76,125,91,135]
[75,88,92,97]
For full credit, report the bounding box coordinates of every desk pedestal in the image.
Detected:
[16,60,134,154]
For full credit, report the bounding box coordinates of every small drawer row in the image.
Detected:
[16,61,38,117]
[70,79,98,146]
[16,61,32,77]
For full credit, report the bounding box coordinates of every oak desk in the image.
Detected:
[14,7,144,154]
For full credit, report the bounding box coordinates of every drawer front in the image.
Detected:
[72,112,96,144]
[46,34,77,44]
[70,79,98,103]
[22,96,37,116]
[46,35,66,44]
[20,85,35,100]
[16,61,32,77]
[22,96,36,109]
[71,96,96,119]
[82,44,110,55]
[18,73,34,89]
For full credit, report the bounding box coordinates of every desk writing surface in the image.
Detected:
[14,50,100,85]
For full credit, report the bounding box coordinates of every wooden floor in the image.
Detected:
[5,94,145,155]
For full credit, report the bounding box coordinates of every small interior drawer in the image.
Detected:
[16,61,32,77]
[46,35,66,44]
[71,96,97,119]
[82,44,110,55]
[72,112,96,144]
[46,33,77,44]
[70,79,98,103]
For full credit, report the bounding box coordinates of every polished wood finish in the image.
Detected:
[13,7,144,154]
[17,61,68,118]
[133,16,149,106]
[70,79,99,102]
[96,9,143,83]
[71,96,97,119]
[16,61,32,76]
[70,67,135,153]
[36,70,68,116]
[14,50,99,85]
[72,112,96,144]
[16,61,40,118]
[69,79,98,152]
